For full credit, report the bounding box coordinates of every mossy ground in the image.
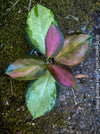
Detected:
[0,0,99,133]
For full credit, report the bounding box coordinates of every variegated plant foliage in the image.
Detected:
[5,4,92,120]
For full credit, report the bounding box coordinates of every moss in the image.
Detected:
[0,0,97,133]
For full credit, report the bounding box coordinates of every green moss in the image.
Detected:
[0,0,97,133]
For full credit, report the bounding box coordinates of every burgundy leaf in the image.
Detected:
[45,24,64,58]
[48,63,75,88]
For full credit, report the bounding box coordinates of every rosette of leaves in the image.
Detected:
[5,4,92,120]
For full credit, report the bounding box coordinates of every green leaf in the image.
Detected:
[55,33,92,66]
[26,71,59,119]
[5,56,47,80]
[25,4,57,55]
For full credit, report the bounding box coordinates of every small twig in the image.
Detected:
[10,77,13,96]
[75,74,88,78]
[17,5,21,13]
[66,15,79,21]
[1,0,20,18]
[28,0,31,12]
[72,88,77,105]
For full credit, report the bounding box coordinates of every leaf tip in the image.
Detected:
[5,70,8,75]
[5,65,12,75]
[89,35,93,46]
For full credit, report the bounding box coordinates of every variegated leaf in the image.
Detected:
[55,33,92,66]
[5,56,47,80]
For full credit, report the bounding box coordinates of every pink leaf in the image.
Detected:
[45,24,64,58]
